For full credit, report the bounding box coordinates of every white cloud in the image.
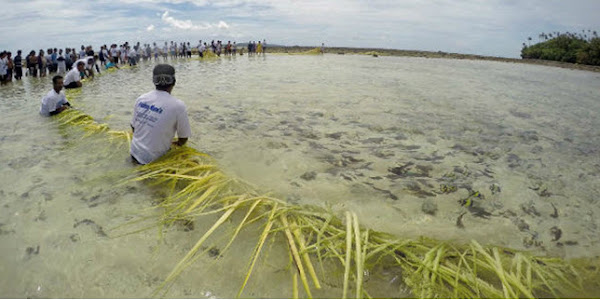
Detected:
[160,11,231,31]
[147,24,155,31]
[217,21,229,29]
[161,10,211,30]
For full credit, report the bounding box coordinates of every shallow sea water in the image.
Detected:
[1,54,600,298]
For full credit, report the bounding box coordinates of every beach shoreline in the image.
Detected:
[266,46,600,73]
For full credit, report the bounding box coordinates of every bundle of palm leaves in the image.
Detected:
[120,146,595,298]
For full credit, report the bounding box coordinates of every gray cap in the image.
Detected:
[153,64,176,86]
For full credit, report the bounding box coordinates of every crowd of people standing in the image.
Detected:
[0,39,268,85]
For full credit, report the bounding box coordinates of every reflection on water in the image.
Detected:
[1,54,600,297]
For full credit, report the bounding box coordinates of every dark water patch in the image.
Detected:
[506,153,521,168]
[70,234,80,242]
[300,171,317,181]
[308,111,324,118]
[73,219,107,237]
[518,130,539,143]
[34,210,47,222]
[360,137,384,144]
[372,149,395,158]
[421,199,437,215]
[403,181,436,198]
[364,182,398,200]
[489,183,501,194]
[25,245,40,260]
[265,140,288,149]
[521,202,541,217]
[514,218,530,232]
[550,226,562,241]
[509,109,532,119]
[325,132,344,139]
[8,156,42,170]
[0,223,16,235]
[308,141,326,150]
[398,144,421,150]
[550,203,559,218]
[394,133,407,140]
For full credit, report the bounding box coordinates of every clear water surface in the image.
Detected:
[1,54,599,298]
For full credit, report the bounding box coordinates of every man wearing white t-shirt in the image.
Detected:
[40,75,71,116]
[63,61,85,89]
[162,42,168,60]
[73,56,99,77]
[79,46,86,59]
[110,44,118,64]
[130,64,191,164]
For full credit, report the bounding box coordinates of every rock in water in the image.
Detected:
[421,199,438,215]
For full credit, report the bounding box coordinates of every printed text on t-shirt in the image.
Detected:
[138,102,164,114]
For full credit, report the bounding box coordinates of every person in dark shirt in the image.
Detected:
[6,52,13,82]
[13,50,23,80]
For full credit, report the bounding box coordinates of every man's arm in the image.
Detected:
[49,105,69,116]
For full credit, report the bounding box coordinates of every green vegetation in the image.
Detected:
[521,30,600,65]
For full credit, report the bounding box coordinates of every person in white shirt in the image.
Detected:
[153,42,159,61]
[128,47,137,66]
[40,75,71,116]
[169,41,176,59]
[0,51,8,85]
[120,46,127,64]
[79,45,86,59]
[73,56,98,78]
[63,61,85,89]
[198,42,206,58]
[196,40,202,56]
[44,49,53,73]
[101,46,109,66]
[110,44,118,64]
[56,52,66,75]
[130,64,191,165]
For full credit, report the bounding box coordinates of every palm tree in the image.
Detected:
[527,37,532,46]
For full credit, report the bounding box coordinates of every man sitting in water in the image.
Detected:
[129,64,191,164]
[63,61,85,89]
[40,75,71,116]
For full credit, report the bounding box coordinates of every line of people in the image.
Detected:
[1,38,269,85]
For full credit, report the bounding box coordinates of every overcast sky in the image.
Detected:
[1,0,599,58]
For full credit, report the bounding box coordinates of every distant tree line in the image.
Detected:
[521,29,600,66]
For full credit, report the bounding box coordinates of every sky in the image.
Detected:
[1,0,599,58]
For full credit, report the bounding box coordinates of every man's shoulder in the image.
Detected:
[42,89,59,100]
